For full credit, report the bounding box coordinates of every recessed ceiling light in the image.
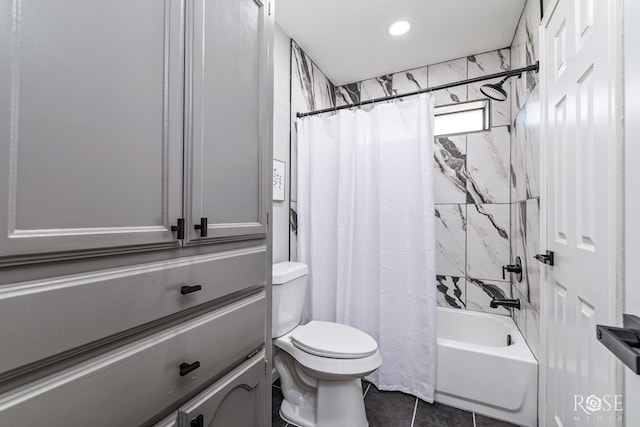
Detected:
[388,21,410,36]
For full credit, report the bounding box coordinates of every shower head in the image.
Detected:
[479,63,540,102]
[480,77,509,102]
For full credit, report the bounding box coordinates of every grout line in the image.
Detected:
[410,398,419,427]
[472,412,477,427]
[363,383,371,397]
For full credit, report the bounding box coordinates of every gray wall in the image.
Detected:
[272,24,291,264]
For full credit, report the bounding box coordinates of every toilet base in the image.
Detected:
[279,378,368,427]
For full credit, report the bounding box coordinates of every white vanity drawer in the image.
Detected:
[0,246,266,375]
[0,292,265,427]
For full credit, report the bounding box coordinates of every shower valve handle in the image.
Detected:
[502,256,523,281]
[502,261,523,281]
[502,264,520,278]
[502,264,522,279]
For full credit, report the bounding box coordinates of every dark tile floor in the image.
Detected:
[272,381,520,427]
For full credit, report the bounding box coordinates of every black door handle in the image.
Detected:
[534,250,555,266]
[179,361,200,376]
[180,285,202,295]
[597,314,640,375]
[190,415,204,427]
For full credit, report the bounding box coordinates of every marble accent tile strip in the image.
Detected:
[297,64,539,118]
[436,275,466,309]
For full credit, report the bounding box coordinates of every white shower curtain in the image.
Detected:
[297,95,437,402]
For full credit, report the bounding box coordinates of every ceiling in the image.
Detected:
[275,0,526,86]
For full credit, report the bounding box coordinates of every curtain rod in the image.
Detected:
[296,62,539,118]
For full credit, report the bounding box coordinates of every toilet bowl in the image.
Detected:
[272,262,382,427]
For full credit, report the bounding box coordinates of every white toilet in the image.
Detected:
[272,261,382,427]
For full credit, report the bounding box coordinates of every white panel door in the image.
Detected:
[542,0,620,425]
[0,0,185,262]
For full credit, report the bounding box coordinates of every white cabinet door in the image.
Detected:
[542,0,621,425]
[0,0,185,262]
[185,0,271,243]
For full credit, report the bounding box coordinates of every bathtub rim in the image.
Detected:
[436,306,538,364]
[435,307,538,427]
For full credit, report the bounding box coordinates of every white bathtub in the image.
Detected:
[435,307,538,427]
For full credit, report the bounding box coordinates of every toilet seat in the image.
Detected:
[291,321,378,359]
[274,323,383,379]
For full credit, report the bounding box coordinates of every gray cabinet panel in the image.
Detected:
[155,412,179,427]
[0,293,265,427]
[0,0,185,260]
[186,0,269,242]
[179,350,266,427]
[0,246,266,375]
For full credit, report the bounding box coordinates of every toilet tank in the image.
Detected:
[272,261,309,338]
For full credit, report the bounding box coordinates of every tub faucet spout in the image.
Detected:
[490,298,521,310]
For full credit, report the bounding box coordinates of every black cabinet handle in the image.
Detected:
[171,218,185,240]
[179,361,200,376]
[190,414,204,427]
[194,217,208,238]
[180,285,202,295]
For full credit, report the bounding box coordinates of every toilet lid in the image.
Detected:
[291,321,378,359]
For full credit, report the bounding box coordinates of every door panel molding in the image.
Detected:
[184,0,269,245]
[0,0,186,263]
[540,0,623,424]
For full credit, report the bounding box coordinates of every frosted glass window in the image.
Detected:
[434,100,491,136]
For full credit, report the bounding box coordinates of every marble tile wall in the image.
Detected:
[289,41,336,261]
[511,0,540,117]
[468,50,511,127]
[434,135,466,203]
[328,49,516,315]
[288,40,529,316]
[509,0,542,360]
[333,49,511,112]
[428,58,468,106]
